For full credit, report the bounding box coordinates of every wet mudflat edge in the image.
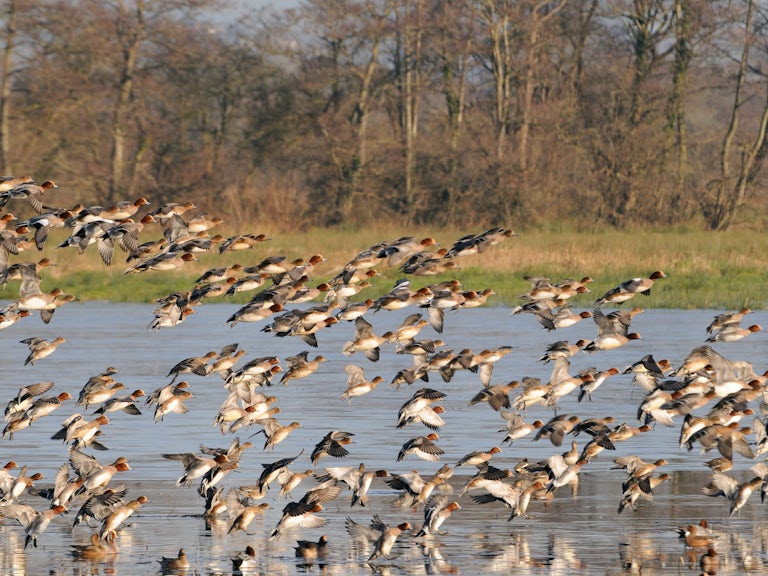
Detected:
[1,473,767,575]
[0,303,765,574]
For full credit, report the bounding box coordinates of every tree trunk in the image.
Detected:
[436,1,474,223]
[109,0,144,204]
[397,0,422,222]
[404,0,423,223]
[666,0,691,209]
[343,34,380,221]
[518,1,567,174]
[481,1,513,161]
[709,0,766,231]
[0,0,17,175]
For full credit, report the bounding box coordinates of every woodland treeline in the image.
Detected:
[2,0,768,230]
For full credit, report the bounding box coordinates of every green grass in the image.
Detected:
[8,225,766,310]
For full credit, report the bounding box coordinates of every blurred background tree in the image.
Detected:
[1,0,767,231]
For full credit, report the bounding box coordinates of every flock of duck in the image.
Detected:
[0,175,765,574]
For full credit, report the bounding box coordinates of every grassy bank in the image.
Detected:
[6,225,766,310]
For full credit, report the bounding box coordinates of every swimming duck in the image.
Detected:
[294,534,329,560]
[231,545,258,572]
[677,519,717,548]
[159,548,190,572]
[700,548,718,575]
[70,532,110,560]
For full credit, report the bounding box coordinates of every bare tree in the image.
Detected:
[704,0,768,230]
[0,0,19,174]
[428,0,479,222]
[292,0,395,223]
[665,0,692,206]
[107,0,145,203]
[516,0,567,174]
[476,0,517,161]
[392,0,423,221]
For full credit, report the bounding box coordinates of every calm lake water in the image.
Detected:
[0,301,765,575]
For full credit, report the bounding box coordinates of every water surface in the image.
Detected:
[0,303,765,574]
